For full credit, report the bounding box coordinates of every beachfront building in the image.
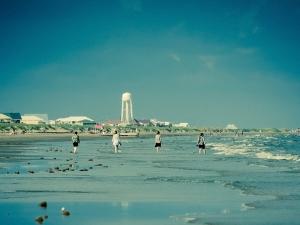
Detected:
[150,119,172,127]
[0,113,12,123]
[173,122,190,128]
[136,119,151,126]
[225,124,238,130]
[2,113,22,123]
[55,116,96,126]
[103,120,121,127]
[121,92,134,125]
[22,114,49,125]
[48,120,56,125]
[21,115,46,125]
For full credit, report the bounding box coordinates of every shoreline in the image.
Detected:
[0,131,294,143]
[0,132,199,142]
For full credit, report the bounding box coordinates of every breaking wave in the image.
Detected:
[255,151,300,162]
[210,141,300,162]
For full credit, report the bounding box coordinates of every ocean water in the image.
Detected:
[0,134,299,225]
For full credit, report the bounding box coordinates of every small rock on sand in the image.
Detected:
[61,207,71,216]
[39,201,47,208]
[35,216,44,224]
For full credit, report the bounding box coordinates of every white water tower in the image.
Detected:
[121,92,133,124]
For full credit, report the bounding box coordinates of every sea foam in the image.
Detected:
[211,143,250,156]
[255,151,299,161]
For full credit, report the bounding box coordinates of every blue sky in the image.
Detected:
[0,0,299,128]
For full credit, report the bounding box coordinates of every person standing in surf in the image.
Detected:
[72,131,80,154]
[155,131,162,152]
[112,130,121,153]
[197,133,206,154]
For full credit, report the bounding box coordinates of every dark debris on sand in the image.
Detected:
[35,216,44,224]
[61,208,71,216]
[39,201,47,208]
[35,202,48,224]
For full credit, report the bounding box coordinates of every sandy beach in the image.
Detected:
[0,134,300,224]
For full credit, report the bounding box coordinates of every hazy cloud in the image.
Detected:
[169,53,181,62]
[238,2,266,38]
[199,55,216,70]
[168,22,186,35]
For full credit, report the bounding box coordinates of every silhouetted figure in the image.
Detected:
[155,131,162,152]
[72,131,80,154]
[197,133,206,154]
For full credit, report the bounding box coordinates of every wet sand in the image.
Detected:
[0,135,299,225]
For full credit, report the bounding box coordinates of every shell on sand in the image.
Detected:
[61,207,71,216]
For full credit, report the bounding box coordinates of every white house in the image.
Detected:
[173,122,189,128]
[150,119,171,127]
[0,113,12,123]
[225,124,238,130]
[21,115,46,125]
[22,114,49,125]
[55,116,95,126]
